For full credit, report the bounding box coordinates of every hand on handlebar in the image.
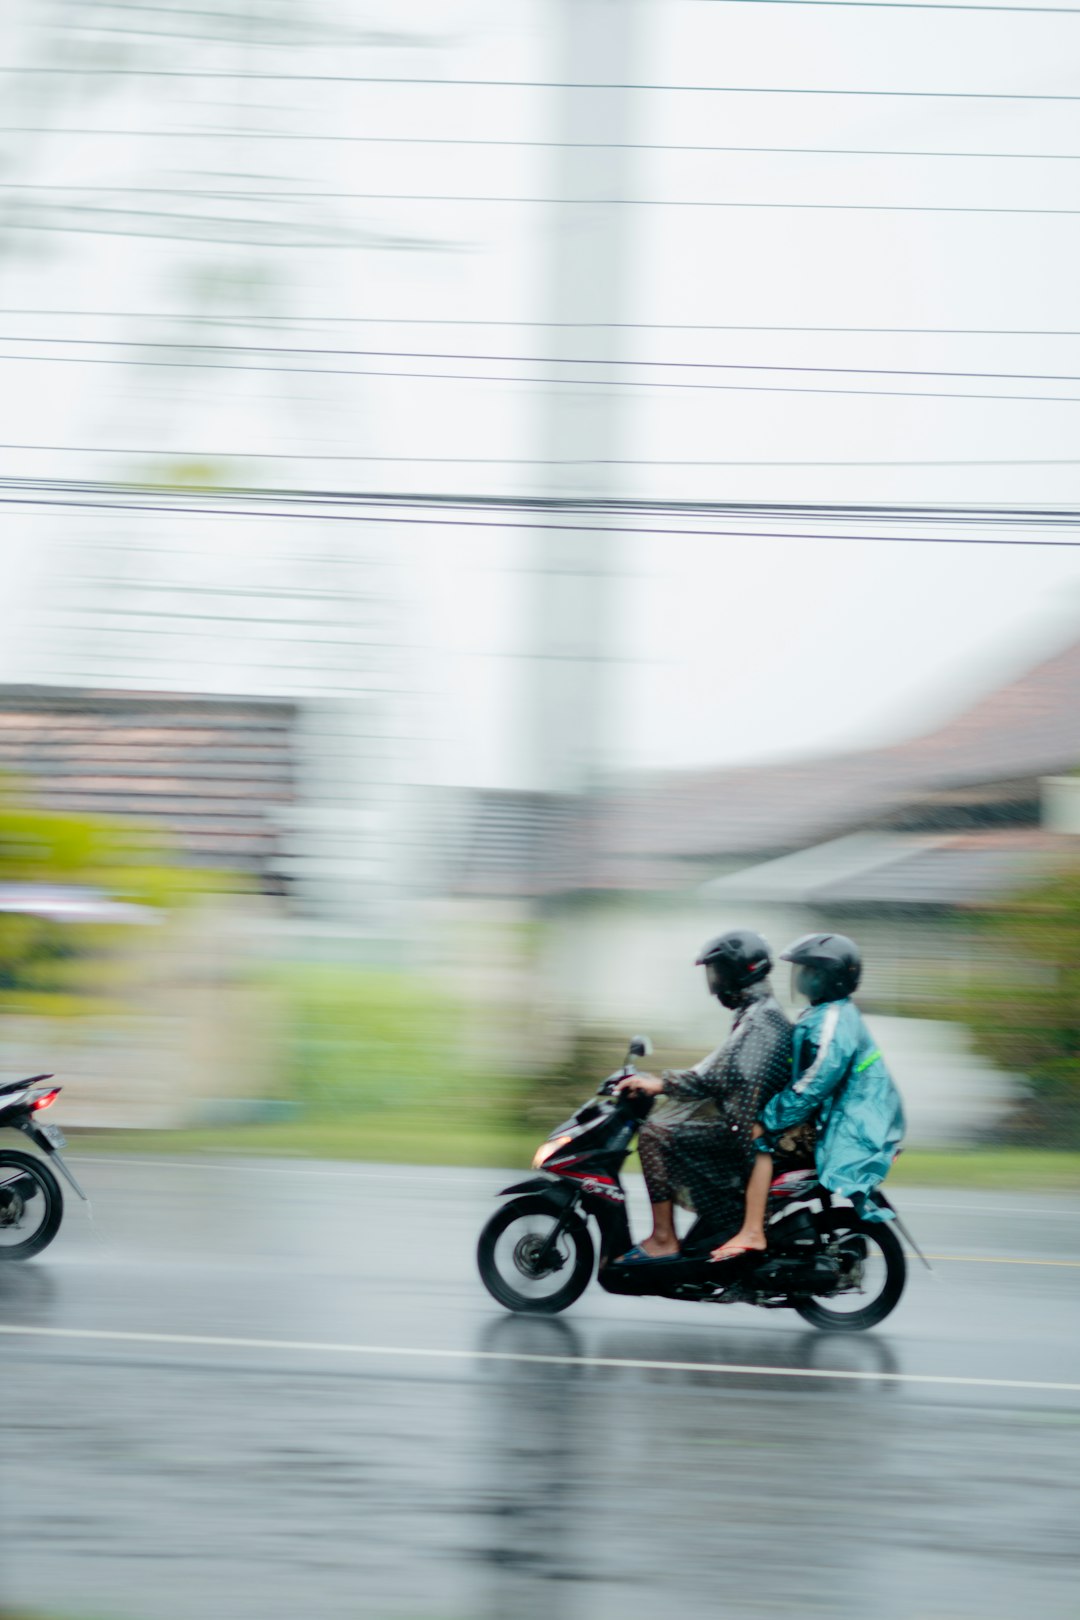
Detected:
[615,1073,664,1098]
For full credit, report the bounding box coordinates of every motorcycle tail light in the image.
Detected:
[533,1135,572,1169]
[31,1089,60,1112]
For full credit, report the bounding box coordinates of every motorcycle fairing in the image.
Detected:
[498,1175,578,1200]
[497,1172,634,1267]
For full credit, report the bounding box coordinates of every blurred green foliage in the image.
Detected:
[958,864,1080,1145]
[888,1148,1080,1190]
[519,1027,702,1133]
[268,983,707,1147]
[0,780,217,1012]
[518,1028,623,1131]
[269,966,507,1122]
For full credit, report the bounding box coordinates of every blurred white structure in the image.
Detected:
[8,512,415,933]
[1041,776,1080,836]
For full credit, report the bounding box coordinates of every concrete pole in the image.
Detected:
[523,0,645,799]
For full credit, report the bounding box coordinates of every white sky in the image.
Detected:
[3,0,1080,788]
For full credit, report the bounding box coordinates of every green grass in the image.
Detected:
[69,1119,1080,1189]
[71,1114,539,1169]
[888,1147,1080,1192]
[0,1612,121,1620]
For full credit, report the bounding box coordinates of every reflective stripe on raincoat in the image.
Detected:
[758,997,905,1221]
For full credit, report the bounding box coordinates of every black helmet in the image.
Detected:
[781,932,861,1004]
[695,928,773,1009]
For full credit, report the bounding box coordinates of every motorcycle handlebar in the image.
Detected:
[597,1074,656,1119]
[597,1072,634,1097]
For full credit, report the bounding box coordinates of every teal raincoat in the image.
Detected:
[758,997,905,1221]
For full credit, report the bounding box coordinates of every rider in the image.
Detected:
[615,929,793,1261]
[712,931,906,1261]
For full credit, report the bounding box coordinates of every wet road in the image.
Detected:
[0,1156,1077,1620]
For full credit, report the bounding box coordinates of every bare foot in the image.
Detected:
[710,1228,767,1262]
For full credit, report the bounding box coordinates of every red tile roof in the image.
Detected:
[0,686,297,887]
[599,632,1080,861]
[455,631,1080,894]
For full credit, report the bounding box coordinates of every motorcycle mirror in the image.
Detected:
[627,1034,653,1059]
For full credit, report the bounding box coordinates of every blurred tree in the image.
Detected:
[959,865,1080,1146]
[273,965,469,1117]
[0,776,216,1009]
[518,1027,708,1134]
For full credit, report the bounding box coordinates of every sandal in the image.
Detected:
[710,1243,765,1263]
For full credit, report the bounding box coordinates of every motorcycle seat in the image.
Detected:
[0,1074,52,1096]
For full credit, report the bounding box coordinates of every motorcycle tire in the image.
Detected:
[793,1217,906,1332]
[0,1150,64,1261]
[478,1194,594,1315]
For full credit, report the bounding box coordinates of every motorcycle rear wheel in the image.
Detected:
[0,1150,63,1261]
[478,1195,594,1315]
[793,1218,906,1332]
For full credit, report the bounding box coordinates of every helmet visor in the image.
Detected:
[704,958,741,1003]
[790,961,830,1006]
[705,959,726,999]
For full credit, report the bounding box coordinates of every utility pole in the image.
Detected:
[525,0,645,801]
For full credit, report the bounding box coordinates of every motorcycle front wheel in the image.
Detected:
[477,1195,594,1314]
[793,1218,906,1332]
[0,1150,64,1261]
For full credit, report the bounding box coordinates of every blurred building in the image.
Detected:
[7,529,1080,1138]
[0,519,416,1125]
[9,515,415,935]
[0,685,297,890]
[442,630,1080,1142]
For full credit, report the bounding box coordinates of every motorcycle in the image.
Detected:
[0,1074,87,1260]
[478,1037,921,1332]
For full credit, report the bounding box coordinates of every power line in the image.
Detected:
[7,443,1080,469]
[12,337,1080,389]
[45,17,411,48]
[8,185,1080,218]
[57,0,443,40]
[6,310,1080,337]
[6,69,1080,101]
[14,478,1080,514]
[16,478,1080,532]
[0,204,441,252]
[7,129,1080,161]
[693,0,1080,8]
[6,482,1080,546]
[6,443,1080,469]
[0,202,354,243]
[14,332,1080,385]
[0,219,377,249]
[10,348,1080,405]
[61,0,1080,18]
[17,480,1079,526]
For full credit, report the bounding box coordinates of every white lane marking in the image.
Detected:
[0,1324,1077,1394]
[65,1157,1080,1214]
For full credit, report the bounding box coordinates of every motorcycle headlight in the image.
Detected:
[532,1134,572,1169]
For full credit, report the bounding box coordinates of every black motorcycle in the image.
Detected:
[478,1037,920,1332]
[0,1074,87,1260]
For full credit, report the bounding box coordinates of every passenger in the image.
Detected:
[615,929,793,1260]
[712,932,906,1262]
